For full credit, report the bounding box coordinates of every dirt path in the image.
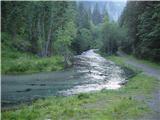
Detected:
[117,51,160,120]
[117,51,160,80]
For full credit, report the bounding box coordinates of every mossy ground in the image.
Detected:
[2,55,159,120]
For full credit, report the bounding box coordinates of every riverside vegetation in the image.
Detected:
[2,57,158,120]
[2,1,160,74]
[1,1,160,120]
[2,33,64,74]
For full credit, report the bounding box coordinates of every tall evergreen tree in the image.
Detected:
[92,3,102,25]
[120,1,160,61]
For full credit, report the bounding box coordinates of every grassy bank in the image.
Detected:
[107,55,160,69]
[2,41,64,74]
[2,74,156,120]
[2,56,158,120]
[2,51,64,74]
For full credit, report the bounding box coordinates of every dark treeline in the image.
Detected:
[1,2,104,54]
[2,1,160,67]
[2,1,76,57]
[119,1,160,61]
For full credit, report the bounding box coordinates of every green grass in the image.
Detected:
[107,55,141,72]
[107,55,160,70]
[128,55,160,69]
[2,73,157,120]
[106,55,159,95]
[2,52,64,74]
[1,34,64,74]
[107,55,126,66]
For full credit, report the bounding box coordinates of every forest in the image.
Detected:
[1,1,160,120]
[2,1,160,74]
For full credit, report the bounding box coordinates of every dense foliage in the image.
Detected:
[119,1,160,61]
[2,1,76,57]
[2,1,160,74]
[1,32,64,74]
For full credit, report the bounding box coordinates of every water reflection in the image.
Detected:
[60,49,126,95]
[2,49,126,107]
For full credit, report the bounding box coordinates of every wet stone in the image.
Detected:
[16,88,32,92]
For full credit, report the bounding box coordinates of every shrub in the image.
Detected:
[77,93,90,100]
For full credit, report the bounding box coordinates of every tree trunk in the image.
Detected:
[44,9,54,57]
[37,13,43,57]
[41,11,46,57]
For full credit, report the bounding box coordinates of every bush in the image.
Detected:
[77,93,90,100]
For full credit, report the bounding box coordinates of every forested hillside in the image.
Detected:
[2,2,76,56]
[2,1,77,73]
[1,1,160,74]
[119,1,160,61]
[1,1,125,74]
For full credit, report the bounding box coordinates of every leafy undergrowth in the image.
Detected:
[2,73,157,120]
[1,33,64,74]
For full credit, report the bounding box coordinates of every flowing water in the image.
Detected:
[2,49,128,108]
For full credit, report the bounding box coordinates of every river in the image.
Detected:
[2,49,128,108]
